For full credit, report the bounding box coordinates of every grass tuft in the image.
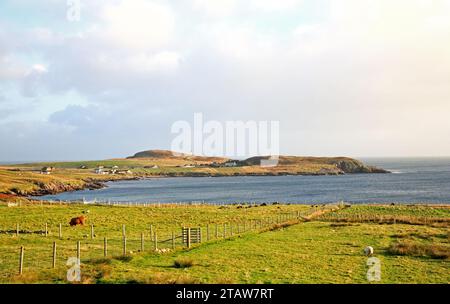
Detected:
[113,255,133,262]
[173,257,195,268]
[387,241,450,259]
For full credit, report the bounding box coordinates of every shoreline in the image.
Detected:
[23,170,390,200]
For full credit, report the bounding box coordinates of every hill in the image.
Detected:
[127,149,229,163]
[242,156,389,174]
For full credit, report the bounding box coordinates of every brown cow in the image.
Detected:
[69,216,86,226]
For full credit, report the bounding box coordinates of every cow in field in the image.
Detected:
[70,216,86,226]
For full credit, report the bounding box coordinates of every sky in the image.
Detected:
[1,0,450,161]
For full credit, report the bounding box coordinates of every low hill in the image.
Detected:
[242,156,389,174]
[127,149,229,163]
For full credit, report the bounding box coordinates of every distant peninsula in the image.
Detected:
[0,150,389,201]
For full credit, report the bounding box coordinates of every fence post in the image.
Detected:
[141,232,145,252]
[187,229,191,248]
[19,246,24,275]
[52,242,57,268]
[16,223,19,237]
[123,236,127,256]
[172,231,175,249]
[223,223,226,238]
[215,224,219,238]
[230,224,233,236]
[122,224,126,238]
[45,222,48,237]
[77,241,81,260]
[154,233,158,251]
[206,224,210,241]
[104,237,108,257]
[150,225,153,241]
[59,223,62,239]
[91,225,95,239]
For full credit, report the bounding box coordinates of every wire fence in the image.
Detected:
[1,208,328,280]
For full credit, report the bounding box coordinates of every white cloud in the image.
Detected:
[193,0,238,17]
[249,0,303,12]
[128,51,181,72]
[1,0,450,159]
[100,0,175,50]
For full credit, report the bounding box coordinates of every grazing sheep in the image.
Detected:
[364,246,374,256]
[70,216,86,226]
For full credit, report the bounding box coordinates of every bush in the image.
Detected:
[113,255,133,262]
[174,257,194,268]
[388,241,449,259]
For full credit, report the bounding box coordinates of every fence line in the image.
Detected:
[7,205,343,277]
[9,211,310,276]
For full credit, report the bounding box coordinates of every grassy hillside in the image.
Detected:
[0,203,448,284]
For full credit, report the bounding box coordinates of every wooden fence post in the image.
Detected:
[223,223,227,238]
[19,246,24,275]
[45,222,48,237]
[141,232,145,252]
[104,237,108,257]
[230,224,233,236]
[206,224,210,241]
[91,225,95,239]
[150,225,153,241]
[122,224,126,238]
[77,241,80,260]
[52,242,57,268]
[59,223,62,239]
[187,229,191,248]
[123,236,127,256]
[154,233,158,251]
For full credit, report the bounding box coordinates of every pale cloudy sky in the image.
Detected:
[1,0,450,161]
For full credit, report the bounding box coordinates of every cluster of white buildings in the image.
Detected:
[94,166,132,175]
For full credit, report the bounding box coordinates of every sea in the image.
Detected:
[30,158,450,204]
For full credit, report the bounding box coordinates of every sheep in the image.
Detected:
[364,246,374,256]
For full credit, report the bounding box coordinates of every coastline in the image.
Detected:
[24,169,390,199]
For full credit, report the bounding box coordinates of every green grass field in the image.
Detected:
[0,203,448,284]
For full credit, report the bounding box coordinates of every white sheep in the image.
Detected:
[364,246,374,256]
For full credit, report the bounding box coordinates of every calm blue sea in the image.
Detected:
[34,158,450,204]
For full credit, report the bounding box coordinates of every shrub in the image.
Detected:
[174,257,194,268]
[113,255,133,262]
[388,241,449,259]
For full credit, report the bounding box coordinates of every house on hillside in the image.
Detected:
[94,166,108,175]
[223,161,238,167]
[40,167,54,175]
